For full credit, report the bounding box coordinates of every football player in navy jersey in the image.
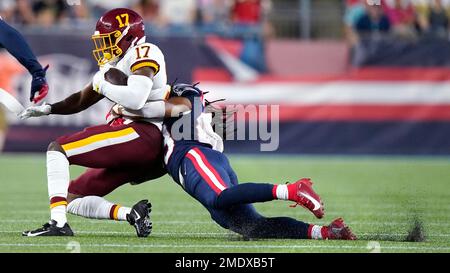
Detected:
[0,18,48,103]
[117,83,357,240]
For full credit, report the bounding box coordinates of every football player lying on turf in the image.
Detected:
[19,8,168,237]
[116,83,357,240]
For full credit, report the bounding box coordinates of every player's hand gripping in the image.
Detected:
[19,103,51,119]
[30,65,49,104]
[92,63,112,94]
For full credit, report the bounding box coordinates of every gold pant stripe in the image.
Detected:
[61,127,137,152]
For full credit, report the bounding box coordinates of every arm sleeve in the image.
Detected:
[118,100,166,119]
[99,74,152,110]
[0,19,43,74]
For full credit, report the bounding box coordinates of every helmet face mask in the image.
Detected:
[92,30,124,66]
[91,8,145,67]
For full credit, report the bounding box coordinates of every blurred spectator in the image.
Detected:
[228,0,272,73]
[383,0,417,39]
[231,0,262,25]
[344,0,367,45]
[133,0,160,25]
[87,0,138,18]
[32,0,63,27]
[417,0,449,38]
[0,0,35,25]
[355,2,391,36]
[428,0,449,38]
[158,0,196,27]
[0,0,15,21]
[195,0,230,29]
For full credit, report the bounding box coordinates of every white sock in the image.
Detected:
[117,206,131,221]
[67,196,131,221]
[47,151,70,227]
[309,225,325,240]
[274,184,289,200]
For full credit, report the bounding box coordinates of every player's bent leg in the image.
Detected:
[185,147,324,217]
[67,196,152,237]
[25,122,164,237]
[218,177,324,218]
[67,167,156,237]
[209,205,356,240]
[215,183,275,209]
[209,204,310,239]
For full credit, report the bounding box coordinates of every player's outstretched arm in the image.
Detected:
[0,19,49,103]
[50,83,104,114]
[19,83,104,119]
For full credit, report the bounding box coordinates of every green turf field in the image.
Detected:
[0,154,449,253]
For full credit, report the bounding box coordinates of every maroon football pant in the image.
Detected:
[55,121,166,197]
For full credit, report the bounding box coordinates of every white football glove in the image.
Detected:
[92,63,112,94]
[19,102,51,119]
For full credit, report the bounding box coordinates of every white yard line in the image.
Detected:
[2,210,450,218]
[1,230,450,238]
[0,243,448,251]
[1,219,449,227]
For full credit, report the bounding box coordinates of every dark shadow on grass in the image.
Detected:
[358,216,426,242]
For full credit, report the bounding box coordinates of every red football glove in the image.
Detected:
[30,64,49,104]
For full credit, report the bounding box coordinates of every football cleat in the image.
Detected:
[126,199,152,238]
[327,218,357,240]
[22,220,74,237]
[289,178,324,218]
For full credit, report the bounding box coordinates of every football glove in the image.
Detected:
[30,65,49,104]
[92,64,112,94]
[19,102,51,119]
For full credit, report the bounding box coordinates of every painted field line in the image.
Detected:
[0,243,449,251]
[1,219,449,227]
[1,230,450,238]
[2,210,450,218]
[0,230,228,236]
[0,219,215,225]
[4,201,449,207]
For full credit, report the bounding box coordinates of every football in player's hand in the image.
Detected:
[104,68,128,86]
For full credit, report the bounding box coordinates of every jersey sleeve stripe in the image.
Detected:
[130,60,160,74]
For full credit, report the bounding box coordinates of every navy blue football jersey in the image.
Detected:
[162,84,223,184]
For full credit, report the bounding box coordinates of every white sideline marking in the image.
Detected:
[1,230,450,238]
[2,210,450,219]
[1,219,449,227]
[0,230,228,236]
[0,243,449,251]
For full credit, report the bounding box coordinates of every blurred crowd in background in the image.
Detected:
[1,0,450,40]
[0,0,273,38]
[345,0,450,44]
